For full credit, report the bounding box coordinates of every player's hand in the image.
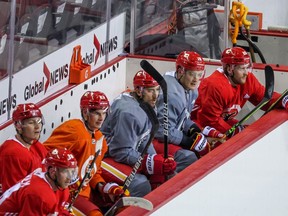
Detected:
[282,95,288,111]
[202,126,226,140]
[190,132,211,158]
[141,154,177,175]
[60,206,75,216]
[100,182,129,203]
[187,123,202,137]
[202,126,226,149]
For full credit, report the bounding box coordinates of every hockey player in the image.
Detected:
[44,91,127,216]
[0,148,78,215]
[0,103,47,194]
[154,51,226,159]
[192,47,288,136]
[101,70,177,196]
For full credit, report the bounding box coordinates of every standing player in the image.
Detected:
[101,70,177,196]
[192,47,288,136]
[154,51,225,159]
[0,148,78,215]
[44,91,126,216]
[0,103,47,194]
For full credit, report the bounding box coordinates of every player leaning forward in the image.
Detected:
[154,51,226,159]
[0,148,78,215]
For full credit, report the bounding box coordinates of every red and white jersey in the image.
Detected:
[0,137,47,193]
[193,69,281,133]
[0,169,70,216]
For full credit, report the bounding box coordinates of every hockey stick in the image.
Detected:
[239,27,266,64]
[140,59,169,159]
[225,65,274,137]
[68,149,101,210]
[104,197,153,216]
[122,101,159,192]
[263,88,288,115]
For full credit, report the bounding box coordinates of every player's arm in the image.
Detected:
[197,85,232,133]
[1,154,28,192]
[108,111,144,166]
[43,122,79,152]
[156,91,191,145]
[20,194,51,216]
[248,73,281,110]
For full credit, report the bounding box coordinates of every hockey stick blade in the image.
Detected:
[263,88,288,115]
[122,102,159,191]
[226,65,274,137]
[104,197,153,216]
[140,60,169,159]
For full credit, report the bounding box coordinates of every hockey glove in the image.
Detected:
[100,182,129,203]
[282,95,288,111]
[187,123,202,137]
[60,207,75,216]
[202,126,226,139]
[141,154,177,176]
[202,126,226,149]
[190,133,211,158]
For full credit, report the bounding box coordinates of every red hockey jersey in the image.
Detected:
[0,138,47,193]
[0,169,70,216]
[193,69,281,133]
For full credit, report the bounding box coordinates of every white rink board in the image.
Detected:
[151,121,288,216]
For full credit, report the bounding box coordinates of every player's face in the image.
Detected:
[232,64,250,85]
[20,117,43,142]
[142,86,160,108]
[87,109,107,130]
[56,167,78,189]
[181,70,204,90]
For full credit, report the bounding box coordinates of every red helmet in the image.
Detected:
[133,70,158,90]
[221,47,251,66]
[45,148,77,168]
[176,51,205,71]
[80,91,109,110]
[12,103,42,122]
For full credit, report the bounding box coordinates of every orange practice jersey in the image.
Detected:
[44,119,108,198]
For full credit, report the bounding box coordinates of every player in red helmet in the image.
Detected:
[193,47,287,138]
[44,91,127,216]
[154,51,225,159]
[133,70,160,107]
[101,70,176,194]
[0,103,47,194]
[0,148,78,215]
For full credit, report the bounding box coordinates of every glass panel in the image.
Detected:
[130,0,224,59]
